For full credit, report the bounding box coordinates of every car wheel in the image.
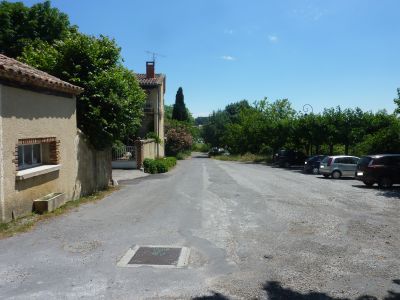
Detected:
[312,167,319,175]
[363,181,374,187]
[332,170,341,179]
[378,177,392,189]
[323,174,330,178]
[284,162,290,168]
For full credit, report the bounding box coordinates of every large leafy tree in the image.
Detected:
[172,87,189,122]
[394,88,400,115]
[0,0,74,58]
[20,33,146,150]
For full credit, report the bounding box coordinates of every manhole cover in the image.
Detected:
[117,245,190,268]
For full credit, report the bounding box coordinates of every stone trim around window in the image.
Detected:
[12,137,61,172]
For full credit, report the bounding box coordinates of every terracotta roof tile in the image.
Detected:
[136,73,165,86]
[0,54,83,95]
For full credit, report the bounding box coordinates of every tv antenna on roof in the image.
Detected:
[145,50,166,62]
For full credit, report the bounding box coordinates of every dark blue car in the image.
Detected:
[303,155,327,174]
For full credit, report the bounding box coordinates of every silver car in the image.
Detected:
[319,155,360,179]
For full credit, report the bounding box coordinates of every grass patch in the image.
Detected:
[176,150,192,160]
[0,187,117,240]
[213,153,271,163]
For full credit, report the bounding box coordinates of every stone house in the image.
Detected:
[0,55,110,222]
[136,61,166,157]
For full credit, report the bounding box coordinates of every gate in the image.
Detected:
[112,145,137,169]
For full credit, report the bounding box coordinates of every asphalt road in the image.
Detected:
[0,153,399,299]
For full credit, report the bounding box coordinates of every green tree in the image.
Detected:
[195,116,209,126]
[172,87,189,122]
[355,113,400,155]
[0,0,74,58]
[394,88,400,115]
[164,104,173,120]
[20,33,146,149]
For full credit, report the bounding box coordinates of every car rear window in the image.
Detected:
[321,156,330,163]
[372,155,400,166]
[358,157,372,166]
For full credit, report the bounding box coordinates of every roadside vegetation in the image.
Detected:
[0,188,117,239]
[164,87,200,160]
[192,143,210,153]
[143,157,177,174]
[200,93,400,158]
[213,153,270,163]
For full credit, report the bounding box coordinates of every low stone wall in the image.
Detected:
[135,139,159,169]
[73,131,111,198]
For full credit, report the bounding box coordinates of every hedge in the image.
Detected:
[143,157,177,174]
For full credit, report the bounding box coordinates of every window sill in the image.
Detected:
[16,164,61,181]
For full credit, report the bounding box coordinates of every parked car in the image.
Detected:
[303,155,327,174]
[208,147,229,157]
[319,155,359,179]
[275,149,307,168]
[355,154,400,188]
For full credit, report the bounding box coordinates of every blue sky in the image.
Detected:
[17,0,400,116]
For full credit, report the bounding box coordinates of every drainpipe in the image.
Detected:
[0,85,5,222]
[157,86,160,158]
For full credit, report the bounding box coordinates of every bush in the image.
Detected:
[143,157,177,174]
[143,158,157,174]
[165,121,193,156]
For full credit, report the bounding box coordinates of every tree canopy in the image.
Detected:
[0,0,74,58]
[20,33,146,149]
[202,94,400,156]
[0,0,146,149]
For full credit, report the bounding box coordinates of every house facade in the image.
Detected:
[0,54,83,222]
[136,61,165,157]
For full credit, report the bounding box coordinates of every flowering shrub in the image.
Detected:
[165,123,193,156]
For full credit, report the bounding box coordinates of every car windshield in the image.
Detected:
[308,155,324,162]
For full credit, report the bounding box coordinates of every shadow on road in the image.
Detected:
[316,176,355,181]
[192,280,400,300]
[193,292,230,300]
[352,184,400,199]
[192,154,209,159]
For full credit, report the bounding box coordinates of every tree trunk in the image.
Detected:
[345,144,349,155]
[329,144,334,155]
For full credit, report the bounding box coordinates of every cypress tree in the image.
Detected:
[172,87,189,121]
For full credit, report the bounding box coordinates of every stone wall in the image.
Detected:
[135,139,159,169]
[73,131,111,197]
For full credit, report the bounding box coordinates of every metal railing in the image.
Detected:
[112,146,136,161]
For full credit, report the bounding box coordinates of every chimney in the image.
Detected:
[146,61,155,79]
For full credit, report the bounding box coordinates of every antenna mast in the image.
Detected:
[145,50,166,62]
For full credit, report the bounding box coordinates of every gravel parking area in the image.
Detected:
[0,155,399,299]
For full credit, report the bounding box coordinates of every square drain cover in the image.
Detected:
[117,245,190,268]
